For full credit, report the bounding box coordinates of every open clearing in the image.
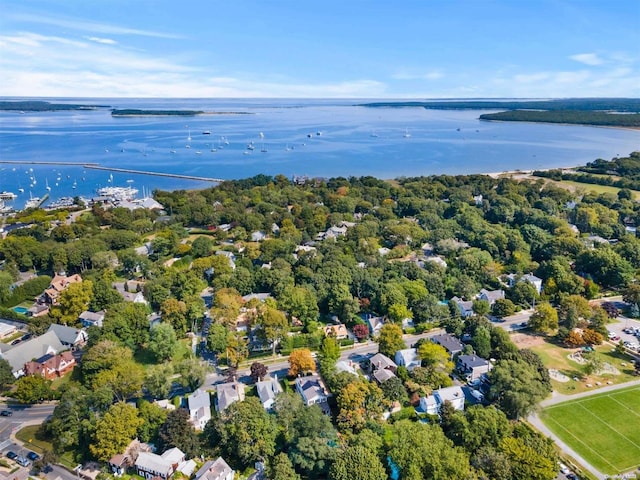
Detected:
[540,385,640,475]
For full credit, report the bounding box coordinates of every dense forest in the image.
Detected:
[360,98,640,112]
[0,100,108,111]
[479,110,640,127]
[1,155,639,480]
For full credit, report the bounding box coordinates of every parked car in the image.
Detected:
[0,409,12,416]
[26,451,39,461]
[6,451,17,460]
[16,456,30,467]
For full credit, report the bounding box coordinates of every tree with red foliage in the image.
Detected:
[353,324,369,341]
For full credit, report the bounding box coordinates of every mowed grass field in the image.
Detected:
[540,385,640,475]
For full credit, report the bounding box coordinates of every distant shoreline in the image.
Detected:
[480,118,640,132]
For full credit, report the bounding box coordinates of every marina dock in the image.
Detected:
[0,160,223,183]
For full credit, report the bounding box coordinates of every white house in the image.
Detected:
[215,251,236,270]
[194,457,234,480]
[451,297,474,317]
[394,348,421,371]
[79,310,106,328]
[295,375,329,413]
[256,376,283,411]
[478,288,505,306]
[187,388,211,431]
[420,385,465,415]
[135,447,185,480]
[506,273,543,294]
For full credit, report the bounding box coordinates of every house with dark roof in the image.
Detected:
[457,354,492,381]
[432,333,464,358]
[195,457,234,480]
[295,375,329,413]
[24,350,75,380]
[369,353,397,372]
[47,323,88,348]
[451,296,474,317]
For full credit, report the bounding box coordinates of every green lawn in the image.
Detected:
[540,385,640,475]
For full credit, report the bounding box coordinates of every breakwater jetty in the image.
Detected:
[0,160,223,183]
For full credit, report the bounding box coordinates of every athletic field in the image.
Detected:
[540,385,640,475]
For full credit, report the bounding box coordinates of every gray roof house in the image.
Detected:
[195,457,234,480]
[369,353,397,372]
[451,296,474,317]
[134,447,185,480]
[256,375,283,410]
[79,310,106,328]
[373,368,397,384]
[506,273,543,294]
[457,354,492,381]
[432,333,464,358]
[0,330,65,377]
[478,288,505,306]
[394,348,421,371]
[187,388,211,431]
[47,323,88,348]
[216,381,245,412]
[295,375,329,413]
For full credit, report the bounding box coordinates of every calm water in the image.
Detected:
[1,98,639,209]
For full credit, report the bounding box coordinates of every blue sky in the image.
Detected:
[1,0,638,98]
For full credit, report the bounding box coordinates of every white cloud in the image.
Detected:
[8,12,182,39]
[392,70,444,81]
[569,53,603,66]
[86,36,117,45]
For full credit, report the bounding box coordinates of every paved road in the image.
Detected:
[203,329,444,388]
[529,378,640,480]
[491,309,534,332]
[0,402,55,445]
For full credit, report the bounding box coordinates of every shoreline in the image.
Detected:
[479,118,640,132]
[484,165,579,179]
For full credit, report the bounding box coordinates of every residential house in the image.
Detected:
[24,351,75,380]
[42,273,82,305]
[419,385,465,415]
[457,354,492,381]
[323,324,349,340]
[113,281,147,304]
[369,353,397,372]
[79,310,106,328]
[432,333,464,358]
[134,242,153,257]
[295,375,329,413]
[108,439,153,477]
[27,304,50,317]
[0,330,65,377]
[0,321,17,339]
[372,368,397,384]
[135,447,185,480]
[119,197,165,211]
[366,314,385,336]
[423,256,447,269]
[335,360,358,376]
[251,231,267,242]
[47,323,88,348]
[451,296,474,318]
[215,250,236,270]
[256,375,283,411]
[216,380,245,412]
[187,388,211,431]
[242,293,271,303]
[194,457,234,480]
[478,288,505,306]
[506,273,543,294]
[395,348,421,371]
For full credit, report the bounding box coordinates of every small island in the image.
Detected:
[479,110,640,128]
[0,100,109,111]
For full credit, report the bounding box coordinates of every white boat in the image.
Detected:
[96,185,138,200]
[403,128,411,138]
[187,128,192,142]
[46,179,51,191]
[18,188,24,193]
[24,192,41,209]
[202,130,211,135]
[0,191,17,200]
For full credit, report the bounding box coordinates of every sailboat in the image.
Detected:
[187,126,192,142]
[403,128,411,138]
[260,132,267,153]
[45,179,51,191]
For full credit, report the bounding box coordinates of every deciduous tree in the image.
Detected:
[376,323,406,358]
[90,402,143,461]
[329,445,387,480]
[288,348,316,377]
